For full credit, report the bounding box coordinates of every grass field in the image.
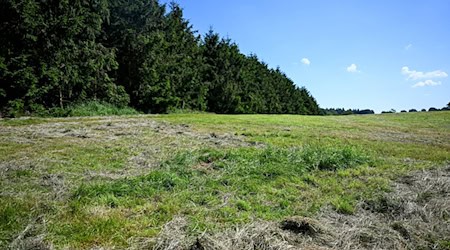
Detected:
[1,112,449,249]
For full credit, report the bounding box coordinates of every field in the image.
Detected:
[1,112,449,249]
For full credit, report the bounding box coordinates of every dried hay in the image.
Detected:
[145,166,450,250]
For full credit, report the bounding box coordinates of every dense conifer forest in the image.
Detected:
[0,0,321,117]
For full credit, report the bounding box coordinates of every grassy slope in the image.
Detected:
[0,112,449,248]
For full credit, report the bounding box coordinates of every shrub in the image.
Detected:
[65,101,139,117]
[5,99,25,118]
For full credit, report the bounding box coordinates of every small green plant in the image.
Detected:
[439,240,450,249]
[236,200,251,211]
[331,196,355,215]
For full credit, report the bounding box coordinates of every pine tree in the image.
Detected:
[0,0,321,116]
[0,0,128,116]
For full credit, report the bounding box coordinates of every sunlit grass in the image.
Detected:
[0,111,449,248]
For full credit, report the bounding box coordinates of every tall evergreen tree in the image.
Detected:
[163,3,206,111]
[201,30,244,113]
[0,0,321,116]
[0,0,128,115]
[102,0,167,112]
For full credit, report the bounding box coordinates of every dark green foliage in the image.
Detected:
[200,30,320,114]
[65,101,139,117]
[201,31,244,113]
[0,0,129,117]
[0,0,320,116]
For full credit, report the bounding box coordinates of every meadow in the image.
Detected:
[1,112,449,249]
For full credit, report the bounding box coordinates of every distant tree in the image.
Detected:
[429,107,438,112]
[355,109,374,115]
[421,109,427,112]
[381,109,397,114]
[400,110,407,113]
[409,109,417,112]
[443,102,450,111]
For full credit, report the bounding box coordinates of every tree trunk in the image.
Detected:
[59,86,64,109]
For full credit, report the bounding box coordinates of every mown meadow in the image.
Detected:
[1,112,449,249]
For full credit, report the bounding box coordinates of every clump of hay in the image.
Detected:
[146,218,332,250]
[318,166,450,250]
[9,217,53,250]
[129,217,192,250]
[191,221,298,250]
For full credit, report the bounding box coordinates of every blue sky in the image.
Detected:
[164,0,450,112]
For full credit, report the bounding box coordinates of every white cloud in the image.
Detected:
[401,66,448,80]
[346,63,358,73]
[301,58,310,66]
[405,44,413,50]
[412,80,442,88]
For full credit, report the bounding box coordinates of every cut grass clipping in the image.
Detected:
[54,144,373,247]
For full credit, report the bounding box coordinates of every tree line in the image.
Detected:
[321,108,375,115]
[382,104,450,114]
[0,0,320,117]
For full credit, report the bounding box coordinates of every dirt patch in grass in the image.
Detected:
[143,166,450,250]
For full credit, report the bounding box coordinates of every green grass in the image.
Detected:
[53,145,376,246]
[0,197,35,246]
[0,111,449,248]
